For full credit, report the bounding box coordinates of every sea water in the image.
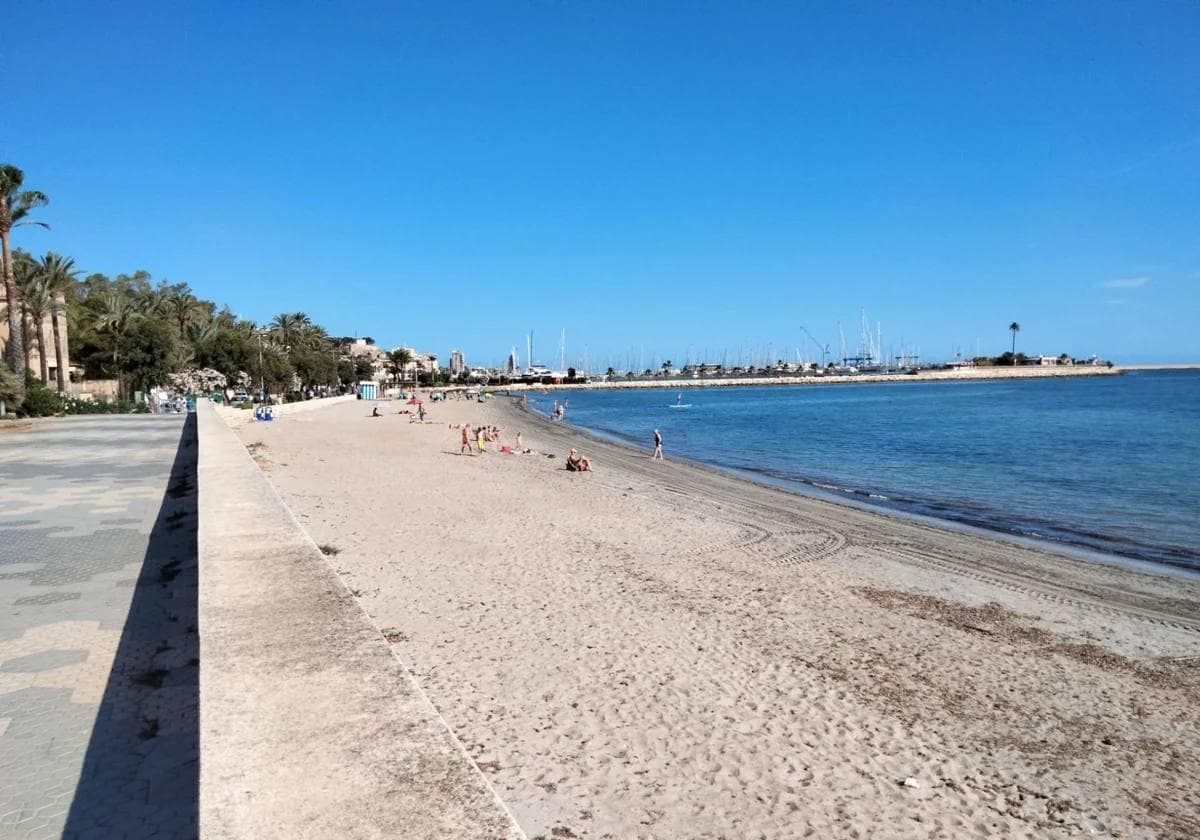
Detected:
[530,370,1200,571]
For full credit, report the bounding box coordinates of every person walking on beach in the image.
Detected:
[460,424,472,455]
[651,428,664,461]
[476,425,487,453]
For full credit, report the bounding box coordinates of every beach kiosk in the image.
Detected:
[357,381,378,400]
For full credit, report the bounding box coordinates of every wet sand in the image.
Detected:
[237,397,1200,840]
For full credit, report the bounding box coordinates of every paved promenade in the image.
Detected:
[0,415,198,840]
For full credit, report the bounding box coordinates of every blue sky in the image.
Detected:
[6,1,1198,366]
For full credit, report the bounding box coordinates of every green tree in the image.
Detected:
[94,293,143,398]
[269,311,312,351]
[1009,322,1020,364]
[0,364,20,412]
[292,349,338,387]
[193,328,255,383]
[20,370,62,417]
[249,346,294,394]
[38,253,81,391]
[353,357,374,380]
[167,290,204,341]
[9,252,39,373]
[292,323,330,353]
[122,318,177,394]
[0,165,49,401]
[18,267,52,384]
[184,318,220,347]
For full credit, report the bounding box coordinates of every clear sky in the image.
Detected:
[6,1,1198,366]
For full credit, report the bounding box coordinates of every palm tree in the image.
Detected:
[269,311,312,351]
[661,360,672,377]
[388,348,413,384]
[19,271,52,385]
[185,318,220,346]
[95,293,143,399]
[293,323,330,352]
[1009,322,1021,364]
[38,253,81,391]
[167,291,204,341]
[1,165,49,399]
[136,285,171,317]
[10,253,38,374]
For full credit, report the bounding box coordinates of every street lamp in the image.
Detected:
[252,328,270,398]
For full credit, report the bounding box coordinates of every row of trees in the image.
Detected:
[1,162,390,412]
[1,165,50,405]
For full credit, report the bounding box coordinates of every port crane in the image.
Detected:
[798,326,830,368]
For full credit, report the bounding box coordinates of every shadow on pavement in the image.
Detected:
[63,414,200,839]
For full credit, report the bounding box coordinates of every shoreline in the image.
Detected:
[487,364,1121,391]
[238,398,1200,838]
[487,396,1200,636]
[511,398,1200,578]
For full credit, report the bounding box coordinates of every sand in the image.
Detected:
[237,396,1200,840]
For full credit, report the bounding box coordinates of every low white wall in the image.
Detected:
[213,393,358,428]
[196,400,524,839]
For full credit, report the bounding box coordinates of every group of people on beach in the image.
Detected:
[438,400,668,474]
[459,424,501,454]
[370,401,427,421]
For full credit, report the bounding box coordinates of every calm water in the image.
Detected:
[529,370,1200,571]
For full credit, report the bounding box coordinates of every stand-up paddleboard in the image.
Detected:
[670,393,691,409]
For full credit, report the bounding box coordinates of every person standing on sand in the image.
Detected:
[476,425,487,453]
[461,425,472,455]
[651,428,664,461]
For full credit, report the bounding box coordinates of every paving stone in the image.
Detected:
[0,416,198,840]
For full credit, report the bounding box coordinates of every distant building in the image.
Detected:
[449,349,466,376]
[344,338,386,362]
[387,347,438,382]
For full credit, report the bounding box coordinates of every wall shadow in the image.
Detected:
[63,414,199,839]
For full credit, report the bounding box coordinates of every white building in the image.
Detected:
[389,347,439,382]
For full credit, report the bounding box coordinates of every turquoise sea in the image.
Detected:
[529,370,1200,572]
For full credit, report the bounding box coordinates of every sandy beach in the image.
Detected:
[237,396,1200,840]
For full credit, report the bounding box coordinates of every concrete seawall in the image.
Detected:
[214,393,359,428]
[196,401,525,839]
